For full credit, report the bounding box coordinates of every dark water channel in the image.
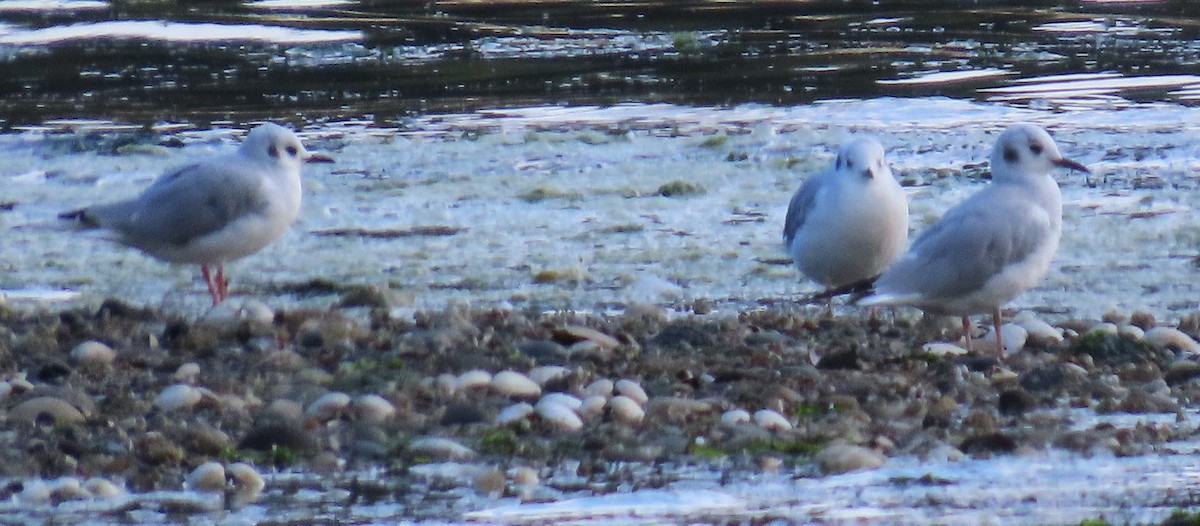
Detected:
[3,0,1200,128]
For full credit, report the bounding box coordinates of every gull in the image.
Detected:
[859,123,1089,354]
[783,136,909,311]
[61,123,333,305]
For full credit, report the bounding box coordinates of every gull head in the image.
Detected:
[835,136,890,181]
[240,123,334,171]
[990,123,1088,181]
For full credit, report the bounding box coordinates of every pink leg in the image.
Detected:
[993,306,1004,357]
[215,265,228,302]
[201,265,221,305]
[961,316,973,353]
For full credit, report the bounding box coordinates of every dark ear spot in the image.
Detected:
[268,145,279,158]
[835,154,845,170]
[1003,146,1019,164]
[1028,141,1044,155]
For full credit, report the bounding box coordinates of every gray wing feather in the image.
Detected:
[876,188,1048,300]
[782,172,828,245]
[85,162,267,250]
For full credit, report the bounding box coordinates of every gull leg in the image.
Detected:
[993,306,1004,357]
[825,298,833,318]
[201,265,221,305]
[216,265,229,303]
[961,316,972,353]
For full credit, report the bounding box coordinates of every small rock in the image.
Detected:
[172,362,201,384]
[441,403,486,425]
[552,325,621,350]
[1130,311,1157,330]
[153,384,204,412]
[528,365,570,386]
[492,371,541,398]
[305,392,351,422]
[922,342,967,357]
[1013,312,1064,345]
[84,478,122,499]
[352,394,396,423]
[456,370,493,391]
[184,462,225,493]
[998,388,1037,415]
[11,396,86,424]
[1145,327,1200,354]
[227,462,265,505]
[539,392,583,412]
[815,444,886,474]
[496,402,534,425]
[721,409,752,427]
[512,466,539,487]
[474,468,505,496]
[410,437,475,460]
[535,398,584,431]
[579,395,607,418]
[615,379,649,405]
[753,409,793,432]
[609,395,645,425]
[584,378,614,397]
[70,340,116,366]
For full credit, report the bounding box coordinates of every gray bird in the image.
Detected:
[860,123,1089,354]
[62,123,333,305]
[784,136,909,310]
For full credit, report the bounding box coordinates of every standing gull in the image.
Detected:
[860,123,1089,354]
[783,136,909,310]
[61,123,333,305]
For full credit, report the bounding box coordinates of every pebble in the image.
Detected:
[555,325,621,349]
[539,392,583,412]
[352,394,396,423]
[584,378,615,397]
[70,340,116,366]
[646,397,714,423]
[201,300,274,329]
[11,396,86,424]
[410,437,476,460]
[456,369,493,391]
[535,398,584,431]
[753,409,793,432]
[305,392,351,422]
[185,462,226,492]
[984,324,1029,356]
[474,468,505,496]
[615,379,649,405]
[492,371,541,398]
[84,478,123,499]
[815,444,887,474]
[172,362,201,384]
[579,395,608,418]
[153,384,204,412]
[227,462,266,503]
[496,402,535,425]
[512,466,539,487]
[528,365,570,386]
[609,395,645,425]
[922,342,967,357]
[1119,324,1145,341]
[1144,327,1200,354]
[1012,311,1063,345]
[268,399,305,422]
[48,477,89,502]
[721,409,752,427]
[1089,322,1120,336]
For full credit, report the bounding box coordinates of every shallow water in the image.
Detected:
[4,1,1200,524]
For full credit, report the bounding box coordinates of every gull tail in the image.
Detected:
[799,275,879,305]
[59,208,102,228]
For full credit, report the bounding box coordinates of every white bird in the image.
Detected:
[783,136,909,309]
[859,123,1089,354]
[61,123,333,305]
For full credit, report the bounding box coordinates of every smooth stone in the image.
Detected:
[185,462,226,492]
[305,392,351,422]
[84,478,123,499]
[70,340,116,366]
[721,409,752,427]
[496,402,535,425]
[528,365,570,386]
[227,462,265,503]
[535,398,584,431]
[455,369,493,391]
[11,396,86,424]
[172,362,201,383]
[579,395,607,418]
[753,409,793,432]
[539,392,583,412]
[352,394,396,423]
[1145,327,1200,354]
[815,444,887,474]
[615,379,649,405]
[153,384,204,412]
[609,395,645,425]
[491,371,541,398]
[584,378,615,397]
[554,325,621,349]
[410,437,476,460]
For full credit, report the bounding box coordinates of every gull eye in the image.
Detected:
[1003,146,1019,163]
[286,145,298,157]
[268,145,279,158]
[1029,142,1044,155]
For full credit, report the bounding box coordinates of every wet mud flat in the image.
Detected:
[1,296,1200,524]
